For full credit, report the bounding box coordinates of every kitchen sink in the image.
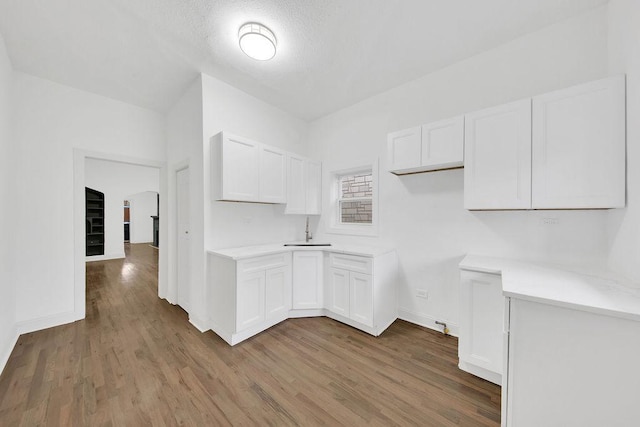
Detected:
[283,243,332,247]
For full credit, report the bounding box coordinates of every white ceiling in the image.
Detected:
[0,0,608,121]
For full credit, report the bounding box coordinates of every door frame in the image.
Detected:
[73,149,167,321]
[174,162,190,310]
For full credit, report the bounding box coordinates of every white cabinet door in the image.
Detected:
[236,270,265,332]
[464,99,532,210]
[305,160,322,215]
[292,251,323,309]
[286,155,322,215]
[328,268,349,317]
[421,115,464,171]
[219,133,261,202]
[260,146,287,203]
[265,266,291,320]
[349,272,373,327]
[285,154,306,214]
[532,75,626,209]
[387,126,422,172]
[459,270,504,384]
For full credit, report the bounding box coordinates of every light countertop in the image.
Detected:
[208,242,395,260]
[460,254,640,322]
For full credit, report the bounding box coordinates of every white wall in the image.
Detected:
[165,77,203,321]
[127,191,158,244]
[85,159,160,258]
[202,73,309,250]
[607,0,640,282]
[308,6,611,333]
[166,73,309,327]
[12,73,165,329]
[0,32,17,373]
[201,74,309,329]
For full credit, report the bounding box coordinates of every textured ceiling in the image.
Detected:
[0,0,608,120]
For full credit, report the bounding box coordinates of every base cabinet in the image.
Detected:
[327,268,349,316]
[208,248,397,345]
[504,298,640,427]
[208,252,292,345]
[328,268,373,327]
[236,270,266,331]
[458,269,504,385]
[325,253,395,334]
[265,266,291,320]
[292,251,323,310]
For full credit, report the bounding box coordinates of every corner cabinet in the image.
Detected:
[388,116,464,175]
[458,269,504,385]
[325,251,398,336]
[208,252,292,345]
[464,75,626,210]
[212,132,286,204]
[285,154,322,215]
[291,251,323,311]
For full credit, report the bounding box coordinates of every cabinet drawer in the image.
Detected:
[329,253,372,275]
[238,252,290,273]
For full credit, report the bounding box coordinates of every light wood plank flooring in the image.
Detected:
[0,243,500,426]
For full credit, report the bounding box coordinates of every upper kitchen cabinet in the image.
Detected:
[212,132,286,203]
[259,145,287,204]
[464,99,532,210]
[464,75,626,210]
[387,116,464,175]
[285,154,322,215]
[387,126,421,173]
[531,75,626,209]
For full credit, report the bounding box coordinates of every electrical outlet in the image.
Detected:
[416,289,429,299]
[542,217,560,225]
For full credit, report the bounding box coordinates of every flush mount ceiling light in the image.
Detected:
[238,22,277,61]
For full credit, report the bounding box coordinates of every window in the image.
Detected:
[339,172,373,224]
[328,160,378,236]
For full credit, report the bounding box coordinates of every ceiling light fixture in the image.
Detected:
[238,22,277,61]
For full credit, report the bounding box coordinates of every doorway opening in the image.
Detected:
[73,149,167,322]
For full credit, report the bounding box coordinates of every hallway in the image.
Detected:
[0,244,500,426]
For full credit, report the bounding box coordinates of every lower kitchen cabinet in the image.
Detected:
[207,247,398,345]
[458,269,504,385]
[208,252,292,345]
[328,267,373,327]
[291,251,323,311]
[265,266,290,320]
[325,252,396,335]
[327,268,349,316]
[504,297,640,427]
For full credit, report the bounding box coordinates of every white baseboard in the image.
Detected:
[398,308,459,337]
[0,328,19,376]
[16,310,81,335]
[85,253,125,262]
[288,308,325,318]
[189,315,209,333]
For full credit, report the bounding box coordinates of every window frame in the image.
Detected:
[327,159,379,237]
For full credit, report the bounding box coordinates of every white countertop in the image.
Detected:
[460,254,640,322]
[208,242,395,260]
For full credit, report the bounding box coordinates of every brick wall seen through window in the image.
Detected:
[340,173,373,224]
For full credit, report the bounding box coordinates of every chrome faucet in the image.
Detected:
[305,216,313,242]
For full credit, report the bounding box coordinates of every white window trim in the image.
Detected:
[327,159,379,237]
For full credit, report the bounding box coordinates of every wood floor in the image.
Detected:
[0,243,500,426]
